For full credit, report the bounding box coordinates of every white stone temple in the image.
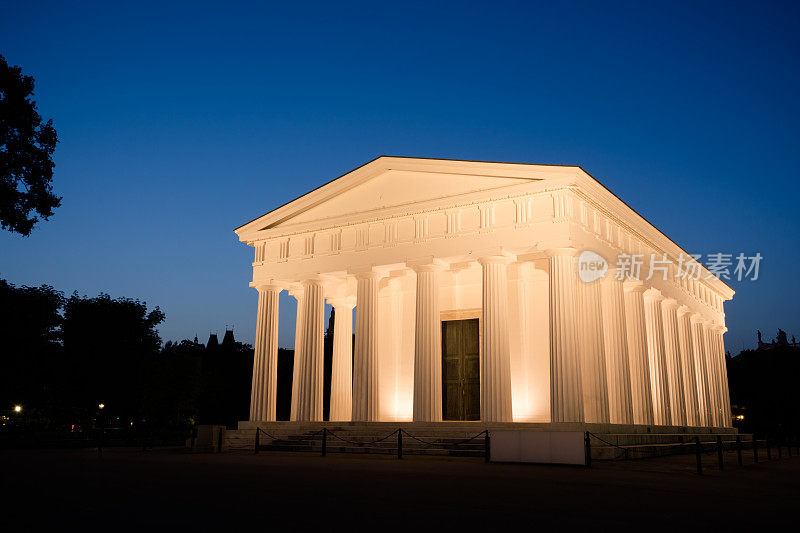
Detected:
[234,156,734,429]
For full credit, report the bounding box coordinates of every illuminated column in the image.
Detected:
[353,272,381,421]
[289,288,305,421]
[643,288,672,425]
[577,275,610,423]
[250,284,280,421]
[715,326,732,428]
[548,249,583,423]
[295,279,325,421]
[661,298,686,426]
[690,314,712,426]
[702,321,721,426]
[601,272,634,425]
[479,256,514,422]
[676,306,701,426]
[328,296,355,422]
[623,281,654,425]
[412,264,444,422]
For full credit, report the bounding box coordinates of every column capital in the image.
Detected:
[408,258,448,272]
[623,279,646,293]
[661,297,679,309]
[288,288,305,300]
[301,277,328,289]
[351,269,386,281]
[545,247,579,258]
[254,282,283,293]
[478,254,514,266]
[676,305,692,317]
[689,312,705,324]
[327,295,356,310]
[643,287,663,302]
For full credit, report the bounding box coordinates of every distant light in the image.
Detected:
[13,405,22,413]
[98,403,105,410]
[736,414,745,420]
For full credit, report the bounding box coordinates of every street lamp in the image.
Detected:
[13,405,22,413]
[98,403,105,410]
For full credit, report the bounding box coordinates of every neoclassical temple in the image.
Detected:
[235,157,734,428]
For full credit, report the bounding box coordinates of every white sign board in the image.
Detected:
[489,430,586,465]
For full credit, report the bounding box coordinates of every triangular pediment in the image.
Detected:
[235,156,576,237]
[280,169,532,227]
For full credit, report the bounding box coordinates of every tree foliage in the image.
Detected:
[0,54,61,236]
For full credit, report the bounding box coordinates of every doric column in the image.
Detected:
[353,272,381,421]
[690,314,712,426]
[412,264,444,422]
[577,272,610,423]
[643,288,672,425]
[250,284,280,421]
[548,248,583,423]
[676,306,701,426]
[702,321,721,426]
[717,326,732,427]
[327,296,356,422]
[601,272,634,425]
[479,256,514,422]
[623,281,654,425]
[660,298,686,426]
[295,279,325,421]
[289,289,305,421]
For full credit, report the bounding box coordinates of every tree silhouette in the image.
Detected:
[0,54,61,236]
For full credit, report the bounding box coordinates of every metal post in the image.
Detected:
[678,435,685,454]
[778,433,783,459]
[752,434,758,463]
[254,427,260,454]
[789,436,792,457]
[716,435,724,470]
[767,437,771,460]
[736,435,742,466]
[397,429,403,460]
[485,430,491,463]
[217,427,224,453]
[98,427,103,458]
[695,436,703,475]
[321,427,327,456]
[585,432,592,468]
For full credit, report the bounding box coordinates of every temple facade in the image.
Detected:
[234,157,734,428]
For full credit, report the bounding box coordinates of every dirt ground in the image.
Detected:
[2,447,797,530]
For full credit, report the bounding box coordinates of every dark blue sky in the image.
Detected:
[2,0,798,353]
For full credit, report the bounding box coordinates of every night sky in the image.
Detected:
[2,1,798,352]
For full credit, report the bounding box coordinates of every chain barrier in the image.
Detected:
[326,429,400,446]
[399,429,488,447]
[252,426,488,455]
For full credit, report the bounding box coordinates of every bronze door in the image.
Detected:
[441,319,480,421]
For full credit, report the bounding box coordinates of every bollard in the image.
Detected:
[766,438,772,460]
[254,428,260,454]
[585,432,592,468]
[321,427,327,456]
[736,435,742,466]
[397,430,403,460]
[789,436,792,457]
[752,434,758,463]
[716,435,724,470]
[695,436,703,475]
[217,427,224,453]
[98,428,103,458]
[678,435,685,454]
[485,431,491,463]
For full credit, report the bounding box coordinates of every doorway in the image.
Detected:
[441,319,480,420]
